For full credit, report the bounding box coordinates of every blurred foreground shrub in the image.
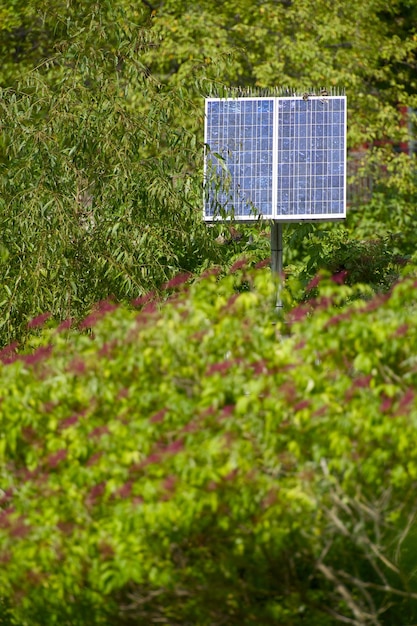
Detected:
[1,264,417,625]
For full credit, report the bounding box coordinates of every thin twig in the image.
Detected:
[336,570,417,601]
[317,562,380,625]
[395,507,417,564]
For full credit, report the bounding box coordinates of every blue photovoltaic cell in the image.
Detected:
[204,95,346,221]
[204,98,274,219]
[276,98,345,217]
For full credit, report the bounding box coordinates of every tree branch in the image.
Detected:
[141,0,156,11]
[317,562,380,625]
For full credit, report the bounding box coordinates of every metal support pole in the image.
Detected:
[271,221,283,310]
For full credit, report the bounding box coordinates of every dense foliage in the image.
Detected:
[1,2,417,623]
[1,265,417,625]
[0,0,417,347]
[0,67,220,345]
[0,2,228,347]
[143,0,417,141]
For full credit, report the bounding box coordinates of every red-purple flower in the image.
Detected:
[117,387,129,400]
[131,291,156,307]
[142,302,157,315]
[162,474,177,493]
[289,304,310,323]
[294,400,310,412]
[312,406,327,418]
[56,318,73,333]
[221,404,235,418]
[9,515,31,538]
[279,381,297,402]
[0,341,19,364]
[398,388,415,414]
[162,273,191,291]
[353,375,372,389]
[180,419,199,433]
[361,293,391,313]
[0,550,11,564]
[59,414,80,430]
[223,293,239,311]
[294,340,306,350]
[223,468,238,482]
[95,299,118,314]
[306,274,322,292]
[21,426,37,443]
[25,570,44,585]
[88,425,109,439]
[98,541,114,560]
[22,344,53,366]
[134,452,162,471]
[67,357,86,376]
[27,312,51,329]
[222,431,235,448]
[79,313,100,329]
[331,270,348,285]
[380,394,393,413]
[86,451,103,467]
[345,375,372,401]
[229,258,248,273]
[190,331,205,343]
[325,312,351,328]
[17,467,39,482]
[200,267,221,279]
[132,437,185,473]
[115,480,134,499]
[150,408,168,423]
[314,296,334,310]
[219,404,235,422]
[393,324,408,337]
[163,438,184,454]
[255,257,271,269]
[206,360,233,376]
[86,482,106,505]
[79,300,118,330]
[0,488,13,505]
[99,341,117,358]
[261,489,278,509]
[42,400,58,413]
[250,360,268,375]
[46,449,67,469]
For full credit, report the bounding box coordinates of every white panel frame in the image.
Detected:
[203,95,347,223]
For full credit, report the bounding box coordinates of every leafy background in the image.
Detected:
[1,0,417,624]
[0,0,417,346]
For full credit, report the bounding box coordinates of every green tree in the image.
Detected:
[142,0,417,254]
[142,0,417,142]
[0,2,234,347]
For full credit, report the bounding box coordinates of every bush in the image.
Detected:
[1,264,417,625]
[287,225,408,294]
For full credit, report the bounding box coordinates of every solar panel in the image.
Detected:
[204,95,346,222]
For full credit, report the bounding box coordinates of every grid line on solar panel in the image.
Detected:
[204,98,274,218]
[276,98,345,217]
